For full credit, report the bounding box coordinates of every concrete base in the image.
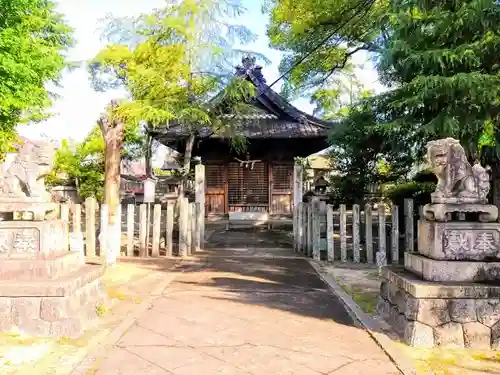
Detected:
[0,264,107,338]
[405,253,500,282]
[377,266,500,349]
[228,212,269,222]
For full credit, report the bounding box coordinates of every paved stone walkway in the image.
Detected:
[93,229,400,374]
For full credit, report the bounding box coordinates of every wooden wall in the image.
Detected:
[205,161,293,215]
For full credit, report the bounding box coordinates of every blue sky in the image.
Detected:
[18,0,382,142]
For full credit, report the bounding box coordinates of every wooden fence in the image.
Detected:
[61,196,203,259]
[293,198,417,265]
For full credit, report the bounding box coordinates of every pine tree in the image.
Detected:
[377,0,500,158]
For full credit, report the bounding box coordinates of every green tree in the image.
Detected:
[47,124,145,201]
[327,101,414,205]
[89,0,262,260]
[264,0,387,97]
[375,0,500,160]
[0,0,73,158]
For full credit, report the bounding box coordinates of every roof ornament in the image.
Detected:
[298,114,308,125]
[235,56,266,83]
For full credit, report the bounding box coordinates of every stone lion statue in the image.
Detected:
[427,137,490,204]
[0,139,55,201]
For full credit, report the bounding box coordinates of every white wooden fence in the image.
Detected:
[61,197,203,259]
[293,198,417,264]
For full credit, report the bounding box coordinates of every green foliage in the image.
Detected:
[327,102,414,204]
[47,124,145,200]
[384,181,435,208]
[90,0,263,136]
[376,0,500,160]
[384,180,435,233]
[0,0,73,159]
[264,0,388,98]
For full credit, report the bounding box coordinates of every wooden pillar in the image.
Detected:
[307,202,313,256]
[377,204,387,267]
[296,202,304,252]
[404,198,414,253]
[352,204,360,263]
[139,204,147,257]
[85,197,97,257]
[326,204,334,262]
[126,204,134,257]
[268,162,273,214]
[100,204,108,262]
[293,164,303,211]
[365,204,373,263]
[165,202,174,257]
[312,197,321,261]
[391,204,399,264]
[195,164,205,244]
[339,204,347,262]
[178,197,189,257]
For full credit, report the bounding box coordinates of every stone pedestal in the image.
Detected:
[0,210,106,338]
[379,218,500,348]
[377,267,500,349]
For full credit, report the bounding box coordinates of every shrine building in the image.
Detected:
[147,57,335,219]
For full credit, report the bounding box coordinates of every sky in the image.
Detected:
[18,0,383,142]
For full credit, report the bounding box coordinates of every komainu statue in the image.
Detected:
[427,137,490,204]
[0,139,55,201]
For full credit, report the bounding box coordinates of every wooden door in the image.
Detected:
[270,163,293,214]
[205,164,225,214]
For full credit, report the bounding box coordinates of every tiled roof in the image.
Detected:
[148,57,337,143]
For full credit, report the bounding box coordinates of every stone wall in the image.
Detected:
[378,267,500,349]
[0,266,106,338]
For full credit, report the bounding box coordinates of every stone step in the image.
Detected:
[405,252,500,282]
[0,263,104,297]
[0,263,106,338]
[0,252,84,281]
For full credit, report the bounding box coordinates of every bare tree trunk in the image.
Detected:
[98,100,124,266]
[145,134,153,177]
[178,133,195,202]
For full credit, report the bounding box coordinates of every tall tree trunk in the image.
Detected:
[98,100,124,266]
[178,133,195,203]
[145,134,153,177]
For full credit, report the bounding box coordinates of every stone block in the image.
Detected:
[50,318,83,339]
[11,297,41,323]
[418,220,500,261]
[404,321,434,348]
[449,299,477,323]
[404,294,420,321]
[0,252,83,281]
[40,297,71,322]
[434,322,464,348]
[376,297,391,321]
[0,265,104,338]
[379,280,388,299]
[382,266,500,299]
[491,321,500,349]
[477,299,500,327]
[0,220,67,258]
[378,268,500,349]
[15,317,52,337]
[463,322,491,349]
[0,298,13,331]
[405,253,500,282]
[417,299,450,327]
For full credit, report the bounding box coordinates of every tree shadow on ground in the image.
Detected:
[114,254,358,329]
